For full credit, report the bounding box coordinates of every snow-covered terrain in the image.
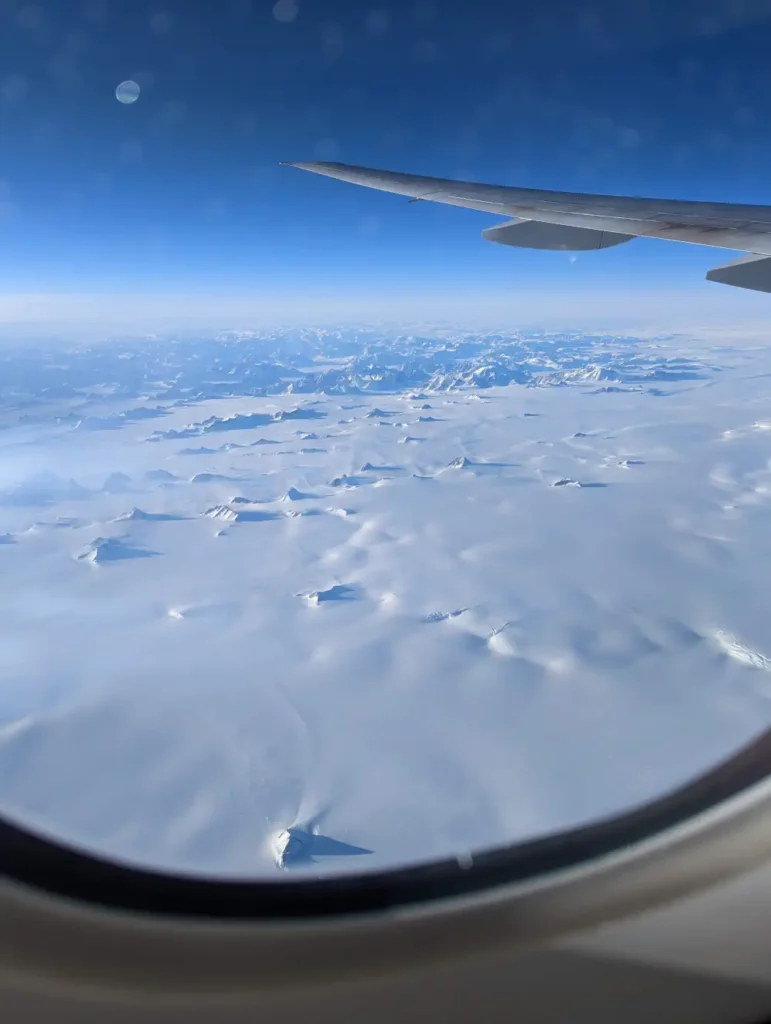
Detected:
[0,326,770,878]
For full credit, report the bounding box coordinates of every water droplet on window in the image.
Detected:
[115,80,141,104]
[273,0,298,24]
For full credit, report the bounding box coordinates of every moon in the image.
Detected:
[115,80,141,105]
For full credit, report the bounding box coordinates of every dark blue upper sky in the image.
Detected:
[2,0,771,315]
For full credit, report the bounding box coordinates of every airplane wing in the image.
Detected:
[281,160,771,293]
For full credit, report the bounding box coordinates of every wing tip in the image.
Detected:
[279,160,344,172]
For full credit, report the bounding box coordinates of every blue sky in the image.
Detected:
[1,0,771,324]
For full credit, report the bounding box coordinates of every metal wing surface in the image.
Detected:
[283,161,771,292]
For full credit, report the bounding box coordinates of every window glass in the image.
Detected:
[0,0,769,877]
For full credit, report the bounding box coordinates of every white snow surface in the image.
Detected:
[0,327,770,878]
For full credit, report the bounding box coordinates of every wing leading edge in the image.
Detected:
[282,160,771,292]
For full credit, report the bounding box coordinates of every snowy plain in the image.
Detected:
[0,326,770,877]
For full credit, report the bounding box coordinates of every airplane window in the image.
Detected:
[1,0,771,887]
